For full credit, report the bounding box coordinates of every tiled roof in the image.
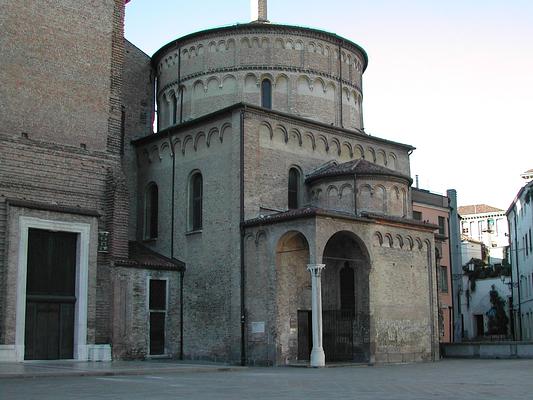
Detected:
[115,242,185,271]
[458,204,505,215]
[242,207,437,231]
[305,159,412,184]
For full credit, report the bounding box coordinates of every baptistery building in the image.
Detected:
[0,0,440,366]
[133,4,440,365]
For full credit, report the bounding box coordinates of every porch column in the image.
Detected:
[307,263,326,367]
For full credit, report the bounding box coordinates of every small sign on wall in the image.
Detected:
[251,321,265,334]
[98,231,109,252]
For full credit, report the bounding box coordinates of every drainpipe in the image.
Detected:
[447,215,454,342]
[180,270,184,360]
[513,211,522,340]
[239,107,246,366]
[353,174,357,215]
[167,131,176,260]
[166,130,182,358]
[177,47,184,124]
[338,42,343,128]
[427,245,436,360]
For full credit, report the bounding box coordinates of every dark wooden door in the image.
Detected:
[25,229,77,360]
[297,310,312,361]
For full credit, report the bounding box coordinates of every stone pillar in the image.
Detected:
[307,263,326,367]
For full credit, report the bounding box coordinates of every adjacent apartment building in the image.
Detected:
[412,188,461,343]
[507,171,533,340]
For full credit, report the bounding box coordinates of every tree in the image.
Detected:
[486,285,509,335]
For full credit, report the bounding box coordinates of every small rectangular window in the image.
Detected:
[438,216,446,235]
[439,266,448,293]
[413,211,422,221]
[149,279,167,355]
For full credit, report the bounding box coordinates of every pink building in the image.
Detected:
[412,189,455,343]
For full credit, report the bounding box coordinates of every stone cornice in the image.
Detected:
[158,65,363,98]
[6,198,101,218]
[0,133,121,162]
[152,23,368,70]
[133,102,415,152]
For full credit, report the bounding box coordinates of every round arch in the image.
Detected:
[275,231,310,365]
[320,230,370,362]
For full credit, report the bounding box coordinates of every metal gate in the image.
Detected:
[323,310,354,362]
[298,310,356,362]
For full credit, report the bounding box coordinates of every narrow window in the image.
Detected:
[413,211,422,221]
[149,279,167,355]
[340,263,355,312]
[439,266,449,292]
[145,183,158,239]
[438,216,446,235]
[261,79,272,109]
[288,168,300,209]
[190,172,203,231]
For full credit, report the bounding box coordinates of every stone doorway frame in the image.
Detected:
[15,216,90,362]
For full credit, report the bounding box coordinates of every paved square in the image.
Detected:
[1,359,532,400]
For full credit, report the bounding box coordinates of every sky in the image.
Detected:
[124,0,533,210]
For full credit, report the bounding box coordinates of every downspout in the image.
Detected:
[180,270,184,359]
[166,130,182,358]
[338,42,343,128]
[167,131,175,259]
[446,216,454,342]
[353,174,357,215]
[239,107,246,366]
[513,211,522,340]
[427,244,436,360]
[177,47,184,124]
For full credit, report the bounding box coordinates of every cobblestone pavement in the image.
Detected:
[1,359,532,400]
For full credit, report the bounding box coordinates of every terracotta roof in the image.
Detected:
[457,204,505,215]
[114,242,185,271]
[242,207,437,232]
[305,159,412,184]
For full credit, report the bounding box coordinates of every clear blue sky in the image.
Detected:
[125,0,533,209]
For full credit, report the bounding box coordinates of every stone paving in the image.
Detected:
[1,359,532,399]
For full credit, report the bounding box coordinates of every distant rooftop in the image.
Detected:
[521,168,533,181]
[458,204,504,216]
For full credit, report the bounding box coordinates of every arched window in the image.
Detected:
[145,183,159,239]
[189,172,203,231]
[340,262,355,311]
[261,79,272,109]
[288,168,300,209]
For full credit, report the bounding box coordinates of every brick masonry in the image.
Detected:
[0,0,158,357]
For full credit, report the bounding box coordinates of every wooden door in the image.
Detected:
[25,229,77,360]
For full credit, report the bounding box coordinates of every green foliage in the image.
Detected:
[487,285,509,335]
[462,258,511,293]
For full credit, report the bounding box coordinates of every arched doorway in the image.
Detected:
[275,231,310,364]
[322,231,370,362]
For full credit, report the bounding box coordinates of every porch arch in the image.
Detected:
[321,230,370,362]
[275,231,310,365]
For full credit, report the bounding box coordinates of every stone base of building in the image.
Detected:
[88,344,112,361]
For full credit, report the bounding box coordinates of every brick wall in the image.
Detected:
[0,0,132,347]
